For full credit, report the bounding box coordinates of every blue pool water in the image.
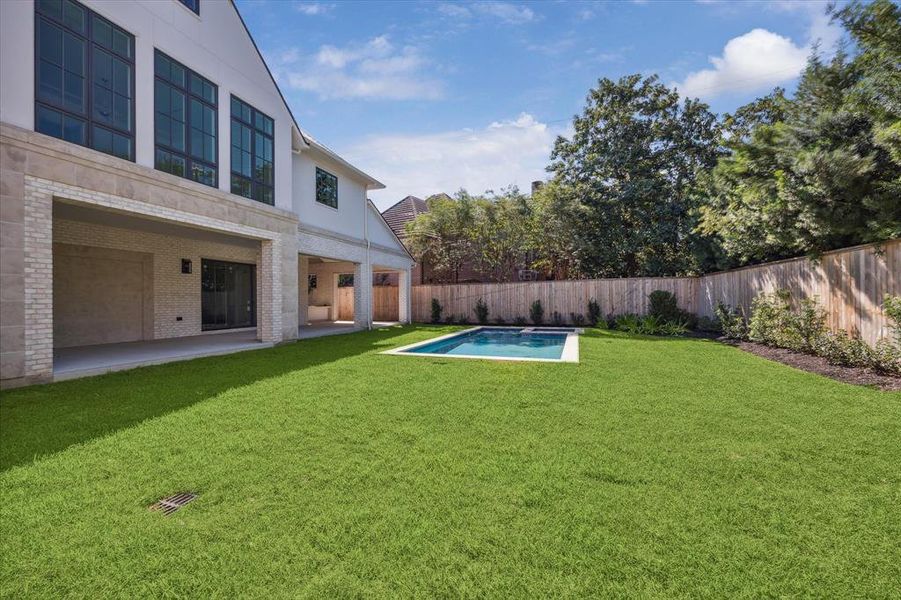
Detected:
[401,328,571,360]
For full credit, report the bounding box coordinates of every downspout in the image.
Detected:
[364,192,372,330]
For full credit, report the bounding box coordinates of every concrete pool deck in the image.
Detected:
[382,326,581,363]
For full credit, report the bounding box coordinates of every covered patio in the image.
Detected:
[53,330,268,380]
[298,320,401,340]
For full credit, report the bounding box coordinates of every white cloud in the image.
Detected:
[476,2,536,24]
[271,36,443,101]
[437,2,537,25]
[344,113,564,207]
[676,0,842,100]
[674,28,809,99]
[294,2,334,16]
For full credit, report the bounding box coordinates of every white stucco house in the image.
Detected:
[0,0,413,388]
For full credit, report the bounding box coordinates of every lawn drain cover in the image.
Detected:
[149,492,197,516]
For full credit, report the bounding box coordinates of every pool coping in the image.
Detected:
[381,326,580,363]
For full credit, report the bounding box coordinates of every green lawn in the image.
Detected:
[1,326,899,598]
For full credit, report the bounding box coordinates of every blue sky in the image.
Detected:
[236,0,842,208]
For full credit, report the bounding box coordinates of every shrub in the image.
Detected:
[661,320,689,336]
[474,298,489,325]
[513,316,528,326]
[551,311,565,326]
[648,290,696,329]
[529,300,544,326]
[792,297,827,353]
[696,315,721,334]
[494,316,506,325]
[587,298,601,327]
[613,313,641,333]
[648,290,681,323]
[749,291,793,346]
[715,302,748,340]
[872,338,901,375]
[570,313,586,326]
[815,330,873,368]
[430,298,443,324]
[443,313,455,325]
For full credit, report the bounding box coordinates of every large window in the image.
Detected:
[177,0,200,15]
[34,0,134,161]
[230,96,274,205]
[315,167,338,209]
[154,50,218,188]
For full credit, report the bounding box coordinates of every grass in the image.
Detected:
[1,325,899,598]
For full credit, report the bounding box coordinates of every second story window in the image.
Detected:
[177,0,200,15]
[230,96,274,205]
[154,50,218,188]
[35,0,135,160]
[315,167,338,209]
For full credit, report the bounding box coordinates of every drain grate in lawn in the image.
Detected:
[149,492,197,516]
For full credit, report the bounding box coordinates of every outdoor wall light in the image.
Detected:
[181,259,192,274]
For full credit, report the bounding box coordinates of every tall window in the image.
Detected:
[316,167,338,209]
[35,0,134,160]
[230,96,274,205]
[177,0,200,15]
[154,50,217,188]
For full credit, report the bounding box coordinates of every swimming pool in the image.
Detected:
[384,327,580,362]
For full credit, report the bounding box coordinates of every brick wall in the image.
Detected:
[55,219,260,340]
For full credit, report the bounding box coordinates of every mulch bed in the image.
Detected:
[723,339,901,392]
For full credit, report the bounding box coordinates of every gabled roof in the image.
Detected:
[230,1,383,188]
[381,196,428,239]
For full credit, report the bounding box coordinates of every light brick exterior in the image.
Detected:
[353,262,373,330]
[22,184,52,380]
[54,218,260,340]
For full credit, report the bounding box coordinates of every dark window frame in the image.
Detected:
[315,167,338,209]
[200,258,256,331]
[34,0,135,161]
[154,49,218,188]
[230,95,274,205]
[176,0,200,15]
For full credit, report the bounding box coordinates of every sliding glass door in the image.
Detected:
[201,259,256,330]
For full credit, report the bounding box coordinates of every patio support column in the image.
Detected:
[398,268,411,323]
[258,237,281,343]
[353,261,372,329]
[298,255,309,327]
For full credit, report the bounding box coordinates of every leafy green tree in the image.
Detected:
[699,0,901,262]
[549,74,721,277]
[405,192,476,283]
[528,181,583,279]
[469,187,532,282]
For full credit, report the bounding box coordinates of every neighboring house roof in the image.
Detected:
[381,196,428,239]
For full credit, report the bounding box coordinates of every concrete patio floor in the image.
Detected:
[53,323,403,381]
[299,320,401,339]
[53,330,269,380]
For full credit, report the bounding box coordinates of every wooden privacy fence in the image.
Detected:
[336,286,400,321]
[373,286,399,321]
[412,239,900,346]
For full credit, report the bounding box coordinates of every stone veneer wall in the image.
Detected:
[55,219,261,340]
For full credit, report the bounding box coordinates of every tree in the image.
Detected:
[698,1,901,262]
[549,74,721,278]
[528,181,583,279]
[469,187,532,282]
[404,192,476,283]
